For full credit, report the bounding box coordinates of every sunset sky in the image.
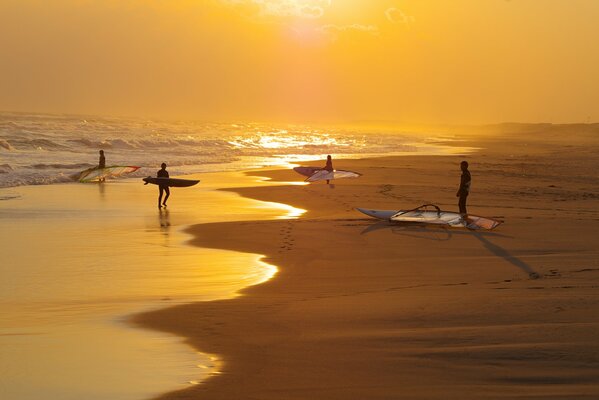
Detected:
[1,0,598,123]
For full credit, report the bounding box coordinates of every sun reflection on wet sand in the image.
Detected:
[0,171,300,400]
[262,201,307,219]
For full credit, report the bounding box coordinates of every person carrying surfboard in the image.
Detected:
[157,163,170,209]
[456,160,471,215]
[323,155,333,184]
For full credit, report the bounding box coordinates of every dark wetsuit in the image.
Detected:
[99,154,105,169]
[458,170,471,214]
[323,158,334,184]
[157,168,170,207]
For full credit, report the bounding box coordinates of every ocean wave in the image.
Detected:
[29,163,93,170]
[0,121,25,129]
[67,138,99,148]
[7,138,70,150]
[0,164,13,174]
[0,172,76,188]
[0,112,463,188]
[0,139,14,150]
[0,194,21,201]
[108,139,137,149]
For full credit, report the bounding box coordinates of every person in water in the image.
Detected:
[456,160,471,215]
[157,163,170,209]
[322,155,333,184]
[98,150,106,169]
[97,150,106,181]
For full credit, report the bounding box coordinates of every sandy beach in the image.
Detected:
[4,2,599,399]
[0,170,305,399]
[137,126,599,399]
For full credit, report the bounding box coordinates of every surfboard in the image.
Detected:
[356,205,502,230]
[142,177,200,187]
[305,169,362,182]
[78,166,140,182]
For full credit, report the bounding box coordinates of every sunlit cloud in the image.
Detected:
[319,24,380,41]
[385,7,415,25]
[222,0,331,19]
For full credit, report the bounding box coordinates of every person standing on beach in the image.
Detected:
[323,155,333,184]
[157,163,170,209]
[456,160,471,215]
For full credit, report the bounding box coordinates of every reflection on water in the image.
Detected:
[0,171,302,400]
[98,180,105,200]
[159,209,171,232]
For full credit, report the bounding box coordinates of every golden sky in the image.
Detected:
[1,0,598,123]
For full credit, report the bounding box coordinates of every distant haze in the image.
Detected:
[1,0,598,124]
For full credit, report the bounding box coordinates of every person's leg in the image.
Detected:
[163,187,170,207]
[158,186,164,208]
[458,194,468,214]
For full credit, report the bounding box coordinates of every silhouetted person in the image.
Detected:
[98,150,106,169]
[157,163,170,209]
[323,155,333,184]
[456,160,471,215]
[98,150,106,181]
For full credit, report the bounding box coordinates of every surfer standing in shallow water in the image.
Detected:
[157,163,170,209]
[456,160,471,215]
[323,155,333,184]
[98,150,105,169]
[97,150,106,181]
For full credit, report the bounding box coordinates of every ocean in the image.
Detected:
[0,112,466,188]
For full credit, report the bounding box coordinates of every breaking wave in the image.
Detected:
[0,112,463,188]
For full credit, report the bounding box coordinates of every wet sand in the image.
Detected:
[0,171,304,400]
[138,126,599,399]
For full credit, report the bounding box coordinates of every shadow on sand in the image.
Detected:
[360,220,540,279]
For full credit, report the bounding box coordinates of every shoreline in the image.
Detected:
[137,131,599,399]
[0,170,307,400]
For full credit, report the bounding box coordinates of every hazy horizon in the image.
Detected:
[3,108,598,128]
[1,0,598,124]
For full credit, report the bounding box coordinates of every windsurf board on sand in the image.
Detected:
[142,177,200,187]
[356,204,502,230]
[78,166,140,182]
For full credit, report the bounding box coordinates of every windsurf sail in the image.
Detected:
[305,169,361,182]
[390,204,502,230]
[357,204,503,230]
[78,166,140,182]
[293,166,322,177]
